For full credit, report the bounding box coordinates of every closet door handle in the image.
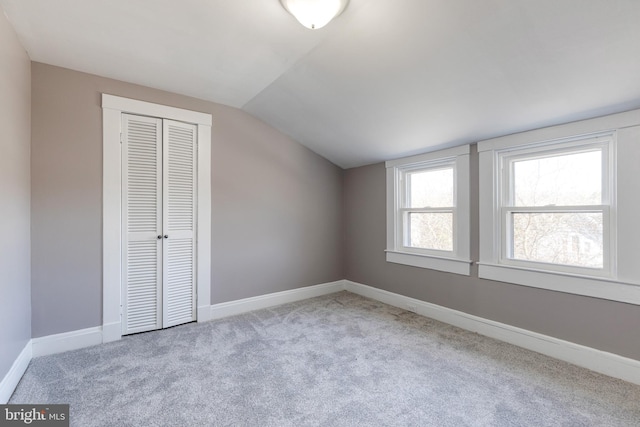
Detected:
[164,235,169,239]
[157,235,162,240]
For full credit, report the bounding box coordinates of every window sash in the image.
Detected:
[397,161,456,255]
[500,205,610,274]
[400,162,455,210]
[500,142,611,208]
[399,208,455,254]
[497,137,614,277]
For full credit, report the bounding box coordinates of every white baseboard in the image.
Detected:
[209,280,346,320]
[0,341,32,404]
[32,327,103,358]
[343,280,640,386]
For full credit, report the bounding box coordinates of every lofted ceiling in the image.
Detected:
[2,0,640,168]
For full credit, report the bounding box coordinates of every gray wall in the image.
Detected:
[343,156,640,361]
[31,63,344,338]
[21,52,640,362]
[0,12,31,380]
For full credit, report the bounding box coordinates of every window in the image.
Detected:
[498,137,613,276]
[386,145,471,275]
[402,163,455,252]
[478,108,640,305]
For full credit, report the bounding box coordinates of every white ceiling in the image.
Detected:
[2,0,640,168]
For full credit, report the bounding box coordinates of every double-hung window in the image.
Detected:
[386,145,471,275]
[499,136,613,276]
[478,109,640,305]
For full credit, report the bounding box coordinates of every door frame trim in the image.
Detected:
[102,94,212,342]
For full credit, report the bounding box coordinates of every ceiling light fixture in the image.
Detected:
[280,0,349,30]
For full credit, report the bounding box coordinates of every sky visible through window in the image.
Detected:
[409,168,453,208]
[513,150,601,207]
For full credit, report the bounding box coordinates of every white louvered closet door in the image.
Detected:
[122,114,163,335]
[122,114,197,335]
[162,119,197,328]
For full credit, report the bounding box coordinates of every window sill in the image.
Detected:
[478,262,640,305]
[386,250,472,276]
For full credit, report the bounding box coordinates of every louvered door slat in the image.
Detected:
[122,114,163,335]
[162,120,197,328]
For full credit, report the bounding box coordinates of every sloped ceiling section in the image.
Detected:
[3,0,640,168]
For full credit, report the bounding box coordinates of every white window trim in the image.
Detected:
[478,109,640,305]
[101,94,212,342]
[386,145,471,275]
[497,135,615,278]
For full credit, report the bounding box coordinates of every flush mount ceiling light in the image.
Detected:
[280,0,350,30]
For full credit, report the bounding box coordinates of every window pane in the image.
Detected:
[408,167,453,208]
[513,150,601,207]
[408,212,453,251]
[510,212,603,268]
